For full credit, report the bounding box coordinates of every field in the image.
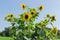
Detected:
[0,36,13,40]
[0,36,60,40]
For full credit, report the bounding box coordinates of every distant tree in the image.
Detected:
[0,27,11,37]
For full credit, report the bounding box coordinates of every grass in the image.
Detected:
[0,36,14,40]
[0,36,60,40]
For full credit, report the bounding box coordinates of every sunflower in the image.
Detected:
[46,14,50,18]
[7,14,14,18]
[23,12,31,22]
[39,5,44,11]
[51,27,58,35]
[30,9,36,16]
[21,3,26,10]
[51,16,56,22]
[5,14,14,22]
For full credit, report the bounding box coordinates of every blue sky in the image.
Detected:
[0,0,60,31]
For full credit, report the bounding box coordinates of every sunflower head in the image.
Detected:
[51,16,56,22]
[5,14,14,22]
[21,3,26,10]
[7,14,14,18]
[46,14,50,18]
[51,27,58,35]
[30,9,36,16]
[39,5,44,11]
[23,12,31,22]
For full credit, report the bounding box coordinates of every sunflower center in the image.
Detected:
[53,29,56,34]
[31,12,34,15]
[23,5,25,8]
[10,14,13,17]
[25,15,28,19]
[52,16,55,20]
[40,6,42,10]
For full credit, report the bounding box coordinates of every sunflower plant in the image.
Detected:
[5,3,59,40]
